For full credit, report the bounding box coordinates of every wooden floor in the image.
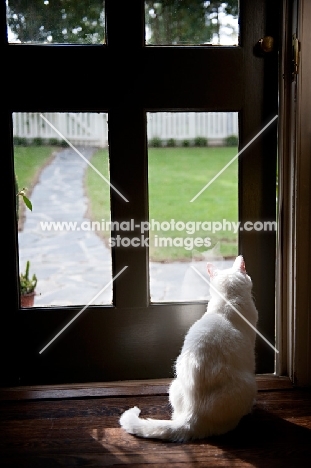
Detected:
[0,378,311,467]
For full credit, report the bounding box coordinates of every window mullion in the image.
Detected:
[106,1,148,308]
[109,109,149,308]
[105,0,145,48]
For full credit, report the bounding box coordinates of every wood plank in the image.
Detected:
[0,375,293,401]
[0,379,170,401]
[0,390,310,467]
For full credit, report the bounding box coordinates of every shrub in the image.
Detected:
[14,137,28,146]
[48,138,60,146]
[166,138,176,147]
[33,137,43,146]
[182,139,190,147]
[149,136,162,148]
[225,135,238,147]
[194,136,208,147]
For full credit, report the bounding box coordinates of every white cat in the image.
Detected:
[120,255,258,442]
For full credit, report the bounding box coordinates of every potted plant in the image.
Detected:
[20,260,37,307]
[16,175,36,307]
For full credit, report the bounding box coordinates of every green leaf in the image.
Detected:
[22,195,33,211]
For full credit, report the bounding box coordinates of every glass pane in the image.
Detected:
[14,112,112,307]
[147,111,239,302]
[7,1,105,44]
[145,1,239,46]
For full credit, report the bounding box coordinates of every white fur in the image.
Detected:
[119,255,258,442]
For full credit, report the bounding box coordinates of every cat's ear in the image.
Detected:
[207,263,216,277]
[233,255,246,273]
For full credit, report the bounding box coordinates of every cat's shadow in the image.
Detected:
[92,402,311,467]
[186,404,311,466]
[124,403,310,466]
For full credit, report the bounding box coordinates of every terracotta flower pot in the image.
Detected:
[21,291,35,308]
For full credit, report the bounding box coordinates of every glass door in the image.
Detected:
[2,0,279,385]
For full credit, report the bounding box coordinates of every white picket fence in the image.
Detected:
[12,112,108,147]
[147,112,238,144]
[13,112,238,148]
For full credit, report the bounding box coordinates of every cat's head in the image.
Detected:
[207,255,252,297]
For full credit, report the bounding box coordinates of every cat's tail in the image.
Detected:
[119,406,192,442]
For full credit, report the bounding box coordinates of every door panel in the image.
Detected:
[2,0,279,384]
[239,0,279,371]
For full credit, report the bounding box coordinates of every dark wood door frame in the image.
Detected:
[1,0,280,385]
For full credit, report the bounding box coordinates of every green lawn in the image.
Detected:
[84,149,111,230]
[85,147,239,261]
[14,146,56,193]
[14,146,56,218]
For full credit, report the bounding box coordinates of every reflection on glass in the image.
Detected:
[147,112,239,302]
[145,0,239,45]
[7,1,105,44]
[14,112,112,307]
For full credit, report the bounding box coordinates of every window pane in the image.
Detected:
[147,111,239,302]
[145,1,239,46]
[7,1,105,44]
[14,112,112,307]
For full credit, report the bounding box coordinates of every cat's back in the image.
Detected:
[175,307,256,401]
[182,308,245,355]
[178,293,257,377]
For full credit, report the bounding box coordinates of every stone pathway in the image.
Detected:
[18,147,229,306]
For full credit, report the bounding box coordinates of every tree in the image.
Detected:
[7,0,238,45]
[145,1,239,45]
[145,0,208,45]
[7,0,105,43]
